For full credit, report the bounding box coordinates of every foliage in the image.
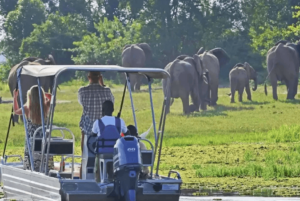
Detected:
[1,0,46,64]
[1,0,300,82]
[21,13,88,64]
[71,16,142,80]
[0,62,10,82]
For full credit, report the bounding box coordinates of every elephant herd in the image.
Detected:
[162,40,300,115]
[6,39,300,118]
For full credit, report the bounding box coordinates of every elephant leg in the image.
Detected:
[13,115,19,123]
[245,82,251,101]
[129,74,137,91]
[180,95,190,115]
[291,75,298,98]
[238,87,244,102]
[287,76,297,99]
[230,78,237,103]
[210,85,218,106]
[135,75,142,91]
[270,74,278,100]
[191,93,200,112]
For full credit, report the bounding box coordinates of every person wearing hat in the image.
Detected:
[78,71,114,179]
[125,125,150,178]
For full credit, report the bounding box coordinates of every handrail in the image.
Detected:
[39,127,75,178]
[139,138,154,177]
[32,125,65,157]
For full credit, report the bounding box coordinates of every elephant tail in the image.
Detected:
[227,93,231,96]
[264,83,268,96]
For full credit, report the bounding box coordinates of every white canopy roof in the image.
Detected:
[20,65,169,79]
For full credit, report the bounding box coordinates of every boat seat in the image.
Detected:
[141,150,153,167]
[31,126,75,178]
[98,154,113,183]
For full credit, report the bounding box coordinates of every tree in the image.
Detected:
[1,0,46,64]
[21,13,88,63]
[72,17,142,80]
[0,0,18,16]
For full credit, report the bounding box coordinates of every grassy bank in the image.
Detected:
[1,81,300,196]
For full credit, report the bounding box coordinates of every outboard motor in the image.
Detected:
[110,136,142,201]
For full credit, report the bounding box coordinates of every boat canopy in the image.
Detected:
[20,65,169,79]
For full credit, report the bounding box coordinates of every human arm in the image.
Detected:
[13,89,28,116]
[92,120,99,137]
[78,88,83,106]
[120,119,130,135]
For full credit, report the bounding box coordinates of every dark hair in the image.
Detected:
[88,71,101,83]
[127,125,138,137]
[102,100,114,116]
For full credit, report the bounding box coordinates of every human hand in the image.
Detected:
[13,89,19,97]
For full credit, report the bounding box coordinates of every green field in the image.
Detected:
[1,81,300,196]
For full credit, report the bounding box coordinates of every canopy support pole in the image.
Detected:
[126,73,138,132]
[37,78,47,173]
[17,68,34,171]
[147,76,157,178]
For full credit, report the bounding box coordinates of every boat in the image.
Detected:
[0,65,182,201]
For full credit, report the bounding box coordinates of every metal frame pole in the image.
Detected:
[147,76,158,178]
[37,78,47,173]
[126,73,138,132]
[17,68,34,171]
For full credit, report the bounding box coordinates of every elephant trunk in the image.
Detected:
[252,77,257,91]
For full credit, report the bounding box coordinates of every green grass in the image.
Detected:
[1,81,300,195]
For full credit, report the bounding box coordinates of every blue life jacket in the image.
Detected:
[96,117,121,154]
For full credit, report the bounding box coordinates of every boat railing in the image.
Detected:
[32,126,75,178]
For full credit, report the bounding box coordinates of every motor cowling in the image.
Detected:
[112,136,142,201]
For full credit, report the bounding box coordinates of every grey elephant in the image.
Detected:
[198,48,230,106]
[8,55,56,123]
[163,54,209,114]
[228,62,257,103]
[121,43,152,91]
[265,41,300,100]
[177,47,230,106]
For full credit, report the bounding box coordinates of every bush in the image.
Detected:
[0,62,10,82]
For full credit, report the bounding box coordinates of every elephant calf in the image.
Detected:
[228,62,257,103]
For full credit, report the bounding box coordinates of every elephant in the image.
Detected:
[177,47,230,106]
[8,55,56,123]
[265,42,300,100]
[228,62,257,103]
[121,43,152,91]
[162,54,209,115]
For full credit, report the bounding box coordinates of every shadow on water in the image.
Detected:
[181,184,300,197]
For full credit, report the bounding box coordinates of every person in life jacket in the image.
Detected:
[92,100,130,182]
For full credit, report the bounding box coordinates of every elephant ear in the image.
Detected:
[208,48,230,67]
[196,47,205,55]
[193,54,203,77]
[243,62,252,78]
[137,43,152,61]
[293,41,300,59]
[22,57,40,62]
[46,54,56,64]
[234,63,244,68]
[274,39,289,47]
[176,55,189,60]
[123,44,132,51]
[34,59,46,65]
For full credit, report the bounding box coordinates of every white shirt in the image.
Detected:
[92,116,128,137]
